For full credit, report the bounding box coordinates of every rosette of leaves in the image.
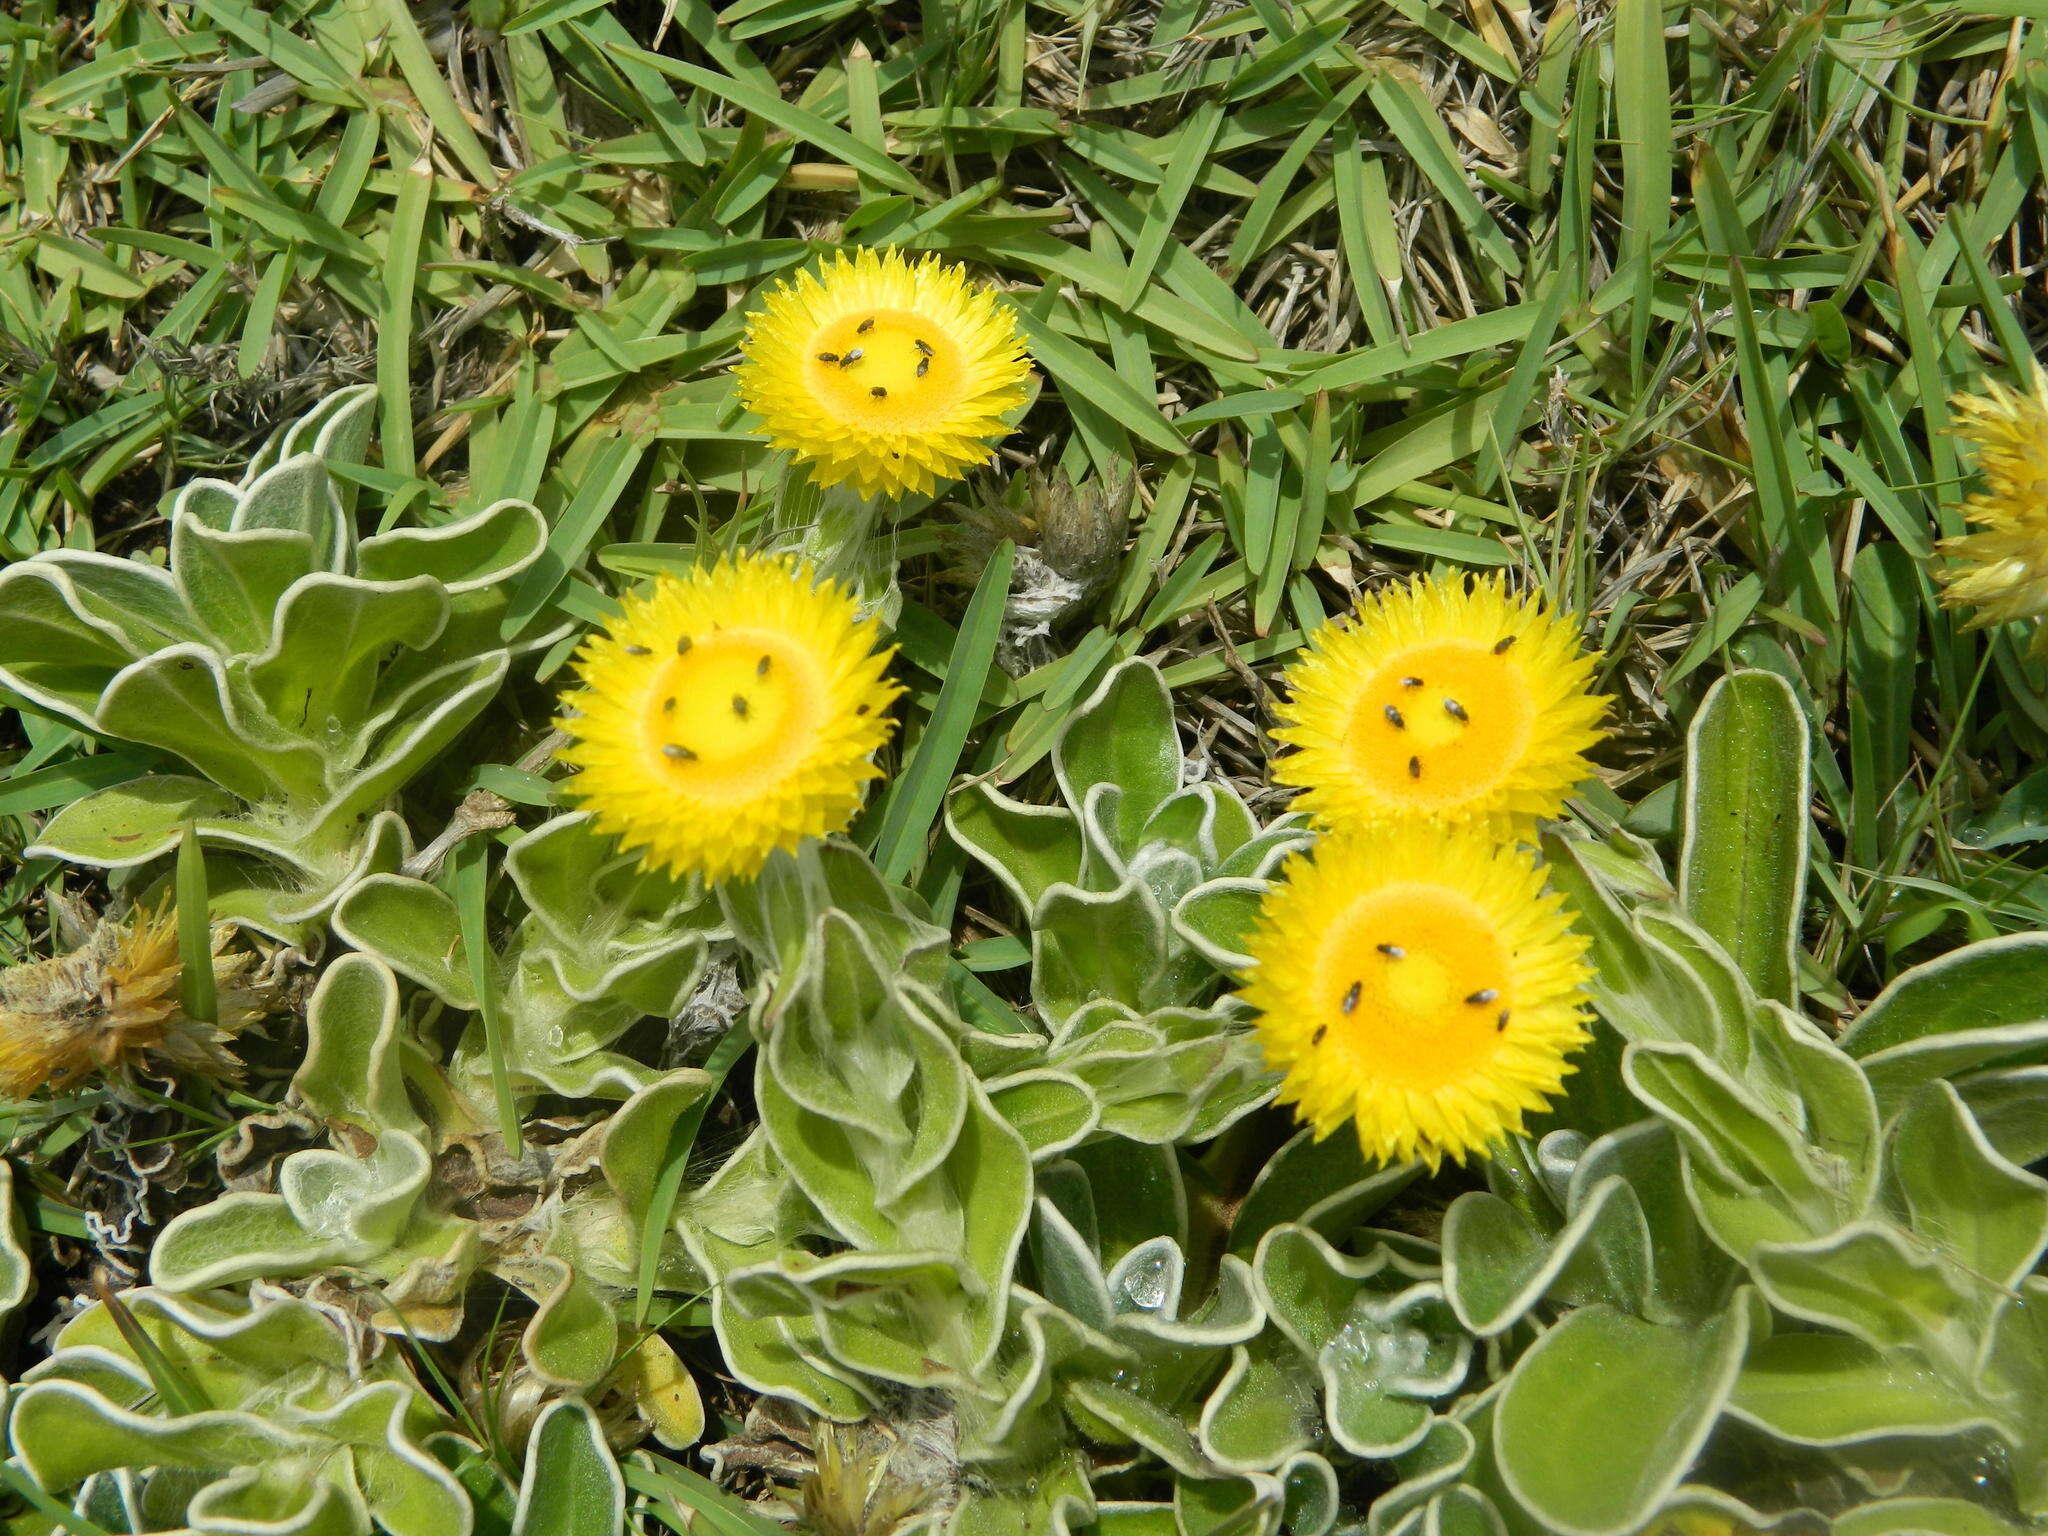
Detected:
[331,810,724,1102]
[680,836,1282,1440]
[1197,1223,1472,1480]
[685,842,1389,1536]
[956,1126,1443,1536]
[948,657,1305,1142]
[1354,669,2048,1536]
[0,386,548,939]
[146,950,710,1431]
[679,840,1035,1424]
[6,1287,642,1536]
[953,1153,1315,1536]
[7,1286,472,1536]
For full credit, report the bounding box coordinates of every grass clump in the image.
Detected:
[4,2,2048,1534]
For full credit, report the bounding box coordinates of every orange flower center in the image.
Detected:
[1341,639,1532,811]
[1313,883,1512,1090]
[805,310,966,433]
[637,627,825,798]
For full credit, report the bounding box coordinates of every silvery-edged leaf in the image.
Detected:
[246,573,450,738]
[988,1070,1100,1159]
[0,560,144,722]
[1173,878,1268,970]
[1031,875,1172,1024]
[171,475,243,533]
[1860,1021,2048,1121]
[1622,1041,1841,1253]
[357,498,547,594]
[514,1399,623,1536]
[674,1135,878,1422]
[254,382,376,493]
[1542,834,1727,1057]
[505,810,712,953]
[1726,1332,1998,1447]
[1212,815,1314,882]
[170,515,320,655]
[1957,1066,2048,1167]
[265,810,412,930]
[1831,1497,2033,1536]
[98,644,327,804]
[1197,1335,1321,1473]
[0,1161,32,1327]
[1231,1130,1417,1259]
[1317,1282,1469,1458]
[1442,1174,1653,1337]
[948,778,1085,911]
[310,650,508,837]
[1678,668,1809,1006]
[1885,1080,2048,1290]
[1177,1470,1288,1536]
[1492,1297,1749,1536]
[1839,930,2048,1058]
[1054,657,1184,857]
[331,874,478,1006]
[29,550,203,655]
[25,774,241,868]
[1747,1221,1972,1351]
[228,453,350,572]
[518,1258,618,1389]
[724,838,948,987]
[1365,1417,1477,1536]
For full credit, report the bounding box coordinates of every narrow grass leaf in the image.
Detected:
[174,823,215,1025]
[872,541,1014,882]
[378,149,432,475]
[635,1022,753,1327]
[1120,102,1221,311]
[453,840,521,1156]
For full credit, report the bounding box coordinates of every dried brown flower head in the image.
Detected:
[0,900,270,1099]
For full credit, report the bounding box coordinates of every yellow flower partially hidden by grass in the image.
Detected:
[0,900,267,1098]
[556,553,901,883]
[1239,822,1593,1170]
[1273,573,1607,836]
[1939,375,2048,647]
[734,248,1032,499]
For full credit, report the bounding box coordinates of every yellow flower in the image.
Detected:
[0,900,268,1098]
[1272,572,1607,836]
[1238,822,1593,1170]
[1939,375,2048,646]
[556,553,901,883]
[734,248,1032,499]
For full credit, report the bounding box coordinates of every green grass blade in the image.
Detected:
[453,840,521,1156]
[174,822,215,1026]
[872,541,1014,882]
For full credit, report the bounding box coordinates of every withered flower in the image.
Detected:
[0,899,271,1099]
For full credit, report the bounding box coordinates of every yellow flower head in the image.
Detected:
[1272,572,1607,836]
[1238,822,1593,1170]
[734,248,1032,499]
[555,553,901,883]
[0,900,265,1098]
[1938,375,2048,645]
